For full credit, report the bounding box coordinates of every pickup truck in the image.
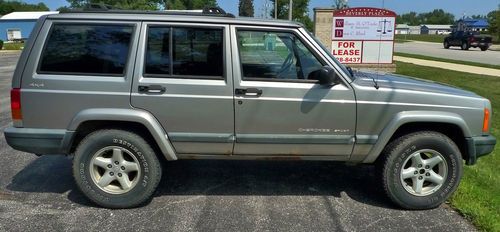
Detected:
[444,31,493,51]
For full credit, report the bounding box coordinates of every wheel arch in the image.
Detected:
[67,108,177,161]
[362,111,472,164]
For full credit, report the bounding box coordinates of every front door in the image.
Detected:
[231,26,356,158]
[131,22,234,155]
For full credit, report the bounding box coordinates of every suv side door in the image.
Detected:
[230,26,356,158]
[131,22,235,155]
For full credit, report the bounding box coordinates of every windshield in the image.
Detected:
[308,32,354,80]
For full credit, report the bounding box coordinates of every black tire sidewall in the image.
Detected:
[73,130,161,208]
[443,41,449,49]
[461,42,469,50]
[385,133,462,209]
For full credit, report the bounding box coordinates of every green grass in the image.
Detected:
[395,34,447,43]
[395,52,500,70]
[2,43,24,50]
[395,61,500,232]
[395,34,500,45]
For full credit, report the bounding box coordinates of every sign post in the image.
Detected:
[331,7,396,65]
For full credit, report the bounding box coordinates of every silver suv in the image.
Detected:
[4,8,496,209]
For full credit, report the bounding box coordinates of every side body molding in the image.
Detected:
[68,108,177,161]
[362,111,472,163]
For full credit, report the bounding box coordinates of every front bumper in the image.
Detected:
[4,127,75,155]
[465,135,496,165]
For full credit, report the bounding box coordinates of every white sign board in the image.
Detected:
[331,8,396,64]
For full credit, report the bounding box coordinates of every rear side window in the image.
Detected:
[144,26,223,78]
[39,24,133,76]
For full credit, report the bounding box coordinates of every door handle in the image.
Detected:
[235,88,263,97]
[138,85,166,94]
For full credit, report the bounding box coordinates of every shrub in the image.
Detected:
[0,40,3,50]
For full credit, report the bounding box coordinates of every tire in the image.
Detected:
[443,41,450,49]
[377,131,463,209]
[461,42,469,50]
[73,129,162,208]
[480,46,488,51]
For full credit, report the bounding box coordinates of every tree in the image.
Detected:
[66,0,163,10]
[396,9,455,26]
[164,0,217,10]
[0,0,49,15]
[332,0,347,10]
[239,0,254,17]
[270,0,313,31]
[396,11,419,25]
[422,9,455,24]
[487,8,499,41]
[470,15,486,19]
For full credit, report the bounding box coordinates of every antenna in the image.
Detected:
[373,0,386,90]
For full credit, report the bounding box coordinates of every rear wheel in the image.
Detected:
[461,42,469,50]
[378,131,463,209]
[73,129,162,208]
[480,46,488,51]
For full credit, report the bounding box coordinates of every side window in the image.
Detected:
[39,24,133,76]
[145,26,170,75]
[144,26,223,78]
[237,30,324,81]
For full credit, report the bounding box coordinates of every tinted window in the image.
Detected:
[237,30,323,81]
[173,28,223,77]
[39,24,133,75]
[145,26,170,75]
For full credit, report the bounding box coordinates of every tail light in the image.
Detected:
[11,88,22,122]
[483,108,490,133]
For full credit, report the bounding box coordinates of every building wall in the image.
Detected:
[395,29,409,34]
[314,8,334,51]
[0,20,37,41]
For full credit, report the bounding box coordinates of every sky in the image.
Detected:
[26,0,500,19]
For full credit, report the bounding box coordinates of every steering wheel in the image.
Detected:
[276,53,294,79]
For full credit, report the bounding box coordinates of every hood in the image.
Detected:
[353,71,480,98]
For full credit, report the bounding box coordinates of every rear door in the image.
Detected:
[131,22,235,155]
[230,26,356,158]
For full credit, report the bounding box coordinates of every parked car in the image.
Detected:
[4,7,496,209]
[444,31,493,51]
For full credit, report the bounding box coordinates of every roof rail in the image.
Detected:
[64,4,234,18]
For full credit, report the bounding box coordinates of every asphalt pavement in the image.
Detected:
[395,41,500,65]
[0,51,476,231]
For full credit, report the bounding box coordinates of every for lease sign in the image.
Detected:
[332,8,396,64]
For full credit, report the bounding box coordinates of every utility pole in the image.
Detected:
[288,0,292,20]
[274,0,278,19]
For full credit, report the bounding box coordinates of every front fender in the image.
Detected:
[68,108,177,161]
[362,111,471,163]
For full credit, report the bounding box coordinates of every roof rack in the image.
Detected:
[65,4,234,18]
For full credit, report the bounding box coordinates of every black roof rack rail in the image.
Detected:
[64,4,235,18]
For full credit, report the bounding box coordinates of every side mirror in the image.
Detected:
[309,66,340,86]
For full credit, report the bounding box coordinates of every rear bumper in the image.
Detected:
[470,42,491,47]
[4,127,75,155]
[466,135,496,165]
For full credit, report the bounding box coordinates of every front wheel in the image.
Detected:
[443,41,450,49]
[73,129,162,208]
[378,131,463,209]
[480,46,488,51]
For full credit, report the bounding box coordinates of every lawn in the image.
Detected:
[394,52,500,70]
[395,34,500,44]
[395,61,500,232]
[1,42,24,50]
[395,34,447,43]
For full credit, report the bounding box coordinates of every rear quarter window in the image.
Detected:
[38,23,134,76]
